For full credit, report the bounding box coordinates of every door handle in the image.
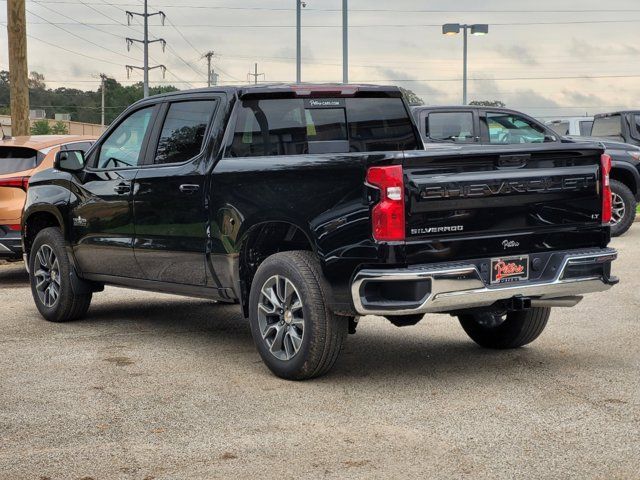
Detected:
[179,184,200,194]
[113,183,131,194]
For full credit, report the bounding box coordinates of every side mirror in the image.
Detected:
[54,150,85,172]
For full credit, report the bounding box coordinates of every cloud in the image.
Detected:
[494,45,538,66]
[569,38,640,59]
[374,67,449,104]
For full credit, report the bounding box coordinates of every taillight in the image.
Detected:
[601,153,612,225]
[367,165,405,242]
[0,176,29,191]
[7,224,21,231]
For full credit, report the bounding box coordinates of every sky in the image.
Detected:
[2,0,640,119]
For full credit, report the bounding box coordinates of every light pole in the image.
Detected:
[343,0,348,84]
[296,1,306,83]
[442,23,488,105]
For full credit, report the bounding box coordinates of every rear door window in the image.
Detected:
[227,96,417,157]
[154,100,217,165]
[426,112,476,143]
[591,115,622,138]
[0,147,39,174]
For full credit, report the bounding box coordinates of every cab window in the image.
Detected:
[485,112,550,144]
[426,112,475,143]
[154,100,217,165]
[96,106,154,169]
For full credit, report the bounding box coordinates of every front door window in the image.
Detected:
[97,107,154,169]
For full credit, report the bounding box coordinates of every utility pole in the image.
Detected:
[125,0,167,98]
[99,74,107,128]
[203,51,215,87]
[342,0,348,84]
[247,63,265,85]
[6,0,30,136]
[296,1,305,83]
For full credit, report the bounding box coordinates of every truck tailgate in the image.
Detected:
[403,144,607,261]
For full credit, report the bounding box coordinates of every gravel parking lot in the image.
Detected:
[1,228,638,480]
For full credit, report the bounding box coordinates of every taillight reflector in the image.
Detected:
[601,153,612,225]
[0,176,29,191]
[367,165,405,242]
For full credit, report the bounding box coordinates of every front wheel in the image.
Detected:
[458,307,551,349]
[29,227,92,322]
[248,251,347,380]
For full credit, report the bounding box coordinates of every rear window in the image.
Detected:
[0,147,40,175]
[227,97,418,157]
[592,116,622,138]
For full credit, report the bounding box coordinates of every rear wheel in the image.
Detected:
[458,307,551,349]
[610,179,636,237]
[248,251,347,380]
[29,227,92,322]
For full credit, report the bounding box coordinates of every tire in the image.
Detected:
[248,251,347,380]
[610,179,636,237]
[29,227,92,322]
[458,307,551,349]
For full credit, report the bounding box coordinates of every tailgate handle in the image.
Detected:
[498,154,530,169]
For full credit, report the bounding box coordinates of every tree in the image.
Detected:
[30,119,51,135]
[0,71,181,126]
[51,121,69,134]
[29,71,46,90]
[399,87,425,106]
[469,100,506,108]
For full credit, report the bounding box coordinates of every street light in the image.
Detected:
[442,23,489,104]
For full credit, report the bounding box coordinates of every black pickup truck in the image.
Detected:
[22,85,617,379]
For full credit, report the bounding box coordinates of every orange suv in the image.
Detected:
[0,135,96,260]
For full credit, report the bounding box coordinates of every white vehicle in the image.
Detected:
[545,117,593,137]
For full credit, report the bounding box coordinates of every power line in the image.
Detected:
[23,19,640,27]
[25,7,139,60]
[28,2,640,13]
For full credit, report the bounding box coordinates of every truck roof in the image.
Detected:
[594,110,640,118]
[145,83,403,101]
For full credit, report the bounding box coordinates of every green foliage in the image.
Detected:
[398,87,425,106]
[30,119,52,135]
[469,100,506,108]
[0,71,180,126]
[51,121,69,134]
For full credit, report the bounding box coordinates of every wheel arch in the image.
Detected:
[610,161,640,199]
[22,206,66,259]
[237,220,317,317]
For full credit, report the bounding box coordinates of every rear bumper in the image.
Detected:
[352,248,618,316]
[0,228,22,259]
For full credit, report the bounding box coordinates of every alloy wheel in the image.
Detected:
[610,192,626,227]
[33,244,61,308]
[257,275,305,361]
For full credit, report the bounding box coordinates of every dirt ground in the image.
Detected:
[0,228,638,479]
